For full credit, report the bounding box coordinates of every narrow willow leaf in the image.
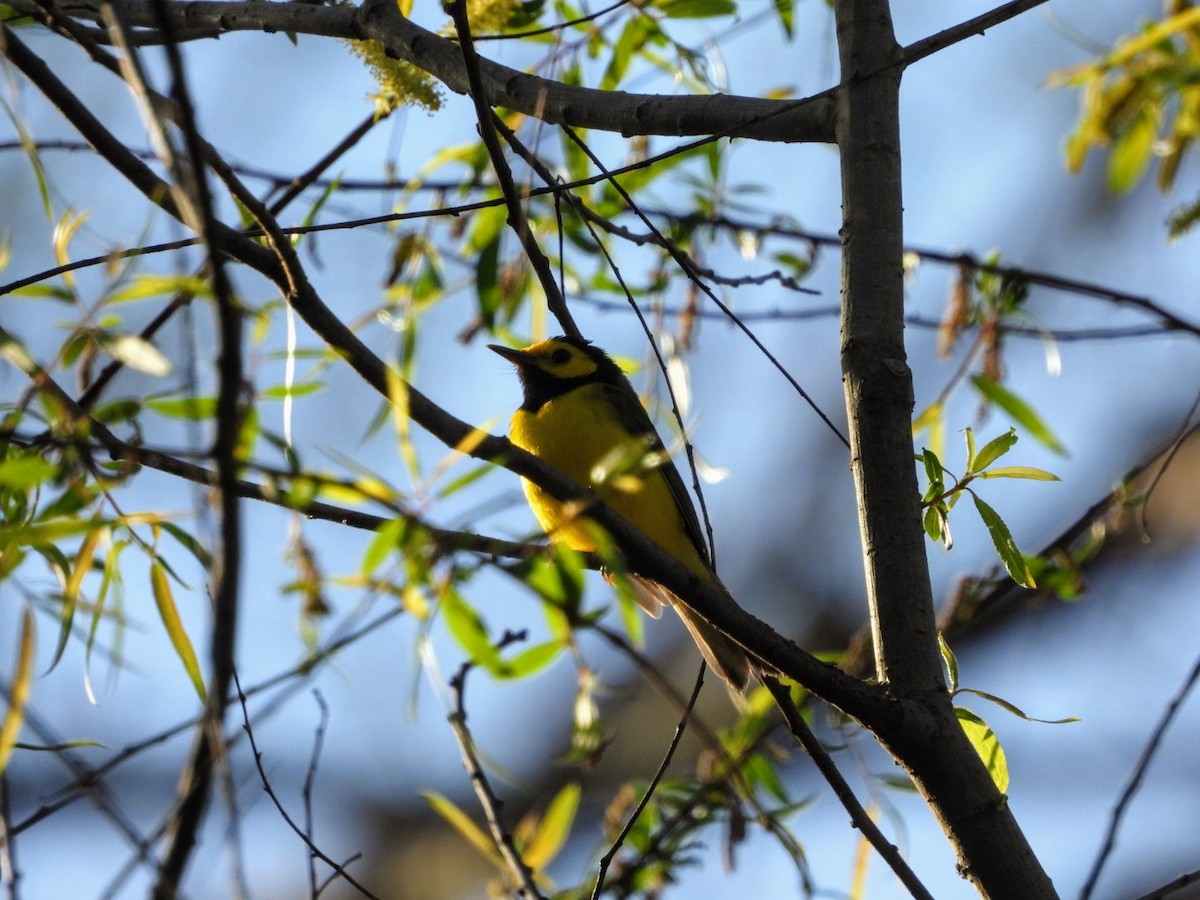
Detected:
[938,633,959,693]
[147,396,218,420]
[107,274,211,303]
[150,562,207,701]
[970,377,1066,455]
[48,525,103,673]
[956,707,1009,793]
[957,688,1080,724]
[85,538,127,705]
[971,428,1018,474]
[523,782,581,871]
[0,607,35,774]
[972,495,1036,588]
[963,426,977,472]
[423,791,504,868]
[976,466,1060,482]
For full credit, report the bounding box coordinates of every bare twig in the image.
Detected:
[1081,646,1200,900]
[560,124,851,449]
[446,0,580,339]
[591,665,706,899]
[761,677,934,900]
[235,676,381,900]
[446,631,544,899]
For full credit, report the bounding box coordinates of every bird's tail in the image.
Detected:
[627,575,752,692]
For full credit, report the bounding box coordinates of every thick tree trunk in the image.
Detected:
[833,1,1058,896]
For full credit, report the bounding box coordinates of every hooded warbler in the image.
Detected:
[490,335,751,690]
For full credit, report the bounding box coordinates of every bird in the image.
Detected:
[490,335,752,690]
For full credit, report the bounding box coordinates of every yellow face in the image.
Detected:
[515,338,599,380]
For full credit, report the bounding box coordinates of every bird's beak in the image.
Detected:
[488,344,529,367]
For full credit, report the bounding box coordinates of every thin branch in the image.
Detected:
[5,0,836,143]
[471,0,632,42]
[560,124,851,449]
[591,665,706,899]
[762,677,934,900]
[446,632,544,900]
[446,0,579,339]
[900,0,1055,70]
[1080,645,1200,900]
[1136,869,1200,900]
[235,676,381,900]
[302,691,331,900]
[137,0,244,887]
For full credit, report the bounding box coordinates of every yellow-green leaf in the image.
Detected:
[956,708,1009,793]
[150,561,207,701]
[1108,106,1158,193]
[976,466,1060,481]
[0,607,36,774]
[423,791,503,868]
[523,782,581,871]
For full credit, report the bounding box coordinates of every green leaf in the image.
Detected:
[147,396,217,420]
[150,561,207,701]
[938,633,959,693]
[261,383,324,400]
[0,455,58,488]
[963,426,977,472]
[107,274,211,304]
[361,519,404,578]
[956,688,1079,725]
[975,466,1060,482]
[970,376,1066,455]
[972,495,1036,588]
[523,782,580,871]
[956,708,1008,793]
[441,589,502,672]
[773,0,793,37]
[601,16,653,90]
[500,640,563,680]
[971,428,1018,473]
[1108,105,1158,193]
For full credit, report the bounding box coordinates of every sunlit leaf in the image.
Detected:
[956,688,1080,725]
[147,396,217,420]
[975,466,1060,482]
[970,428,1018,474]
[48,524,104,674]
[423,791,503,868]
[970,376,1066,455]
[150,561,207,701]
[938,633,959,693]
[972,495,1035,588]
[523,782,580,871]
[1108,105,1158,193]
[0,607,35,774]
[107,274,211,304]
[956,708,1009,793]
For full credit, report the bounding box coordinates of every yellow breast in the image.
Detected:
[509,383,709,578]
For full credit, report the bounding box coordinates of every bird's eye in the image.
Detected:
[550,348,572,365]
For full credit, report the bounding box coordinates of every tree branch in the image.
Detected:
[8,0,835,143]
